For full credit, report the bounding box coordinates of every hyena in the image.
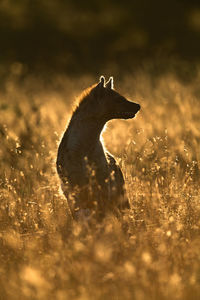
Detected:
[56,76,140,220]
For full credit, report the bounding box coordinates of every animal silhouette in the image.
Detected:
[56,76,140,219]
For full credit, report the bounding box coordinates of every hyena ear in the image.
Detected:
[91,76,105,97]
[97,76,105,88]
[106,77,114,89]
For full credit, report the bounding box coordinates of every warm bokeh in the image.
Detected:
[1,71,200,299]
[1,1,200,299]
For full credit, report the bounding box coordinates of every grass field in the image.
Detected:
[1,70,200,300]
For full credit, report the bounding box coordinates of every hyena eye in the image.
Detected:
[115,95,125,103]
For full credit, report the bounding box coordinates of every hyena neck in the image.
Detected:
[66,111,106,156]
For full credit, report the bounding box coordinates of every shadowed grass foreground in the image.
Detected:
[0,72,200,300]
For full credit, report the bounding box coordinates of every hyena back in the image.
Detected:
[56,76,140,219]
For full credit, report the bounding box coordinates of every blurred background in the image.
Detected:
[1,0,200,83]
[1,3,200,299]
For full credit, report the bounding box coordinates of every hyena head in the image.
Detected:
[89,76,140,122]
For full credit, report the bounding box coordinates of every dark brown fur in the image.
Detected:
[56,76,140,219]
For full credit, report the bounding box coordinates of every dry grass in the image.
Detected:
[1,70,200,300]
